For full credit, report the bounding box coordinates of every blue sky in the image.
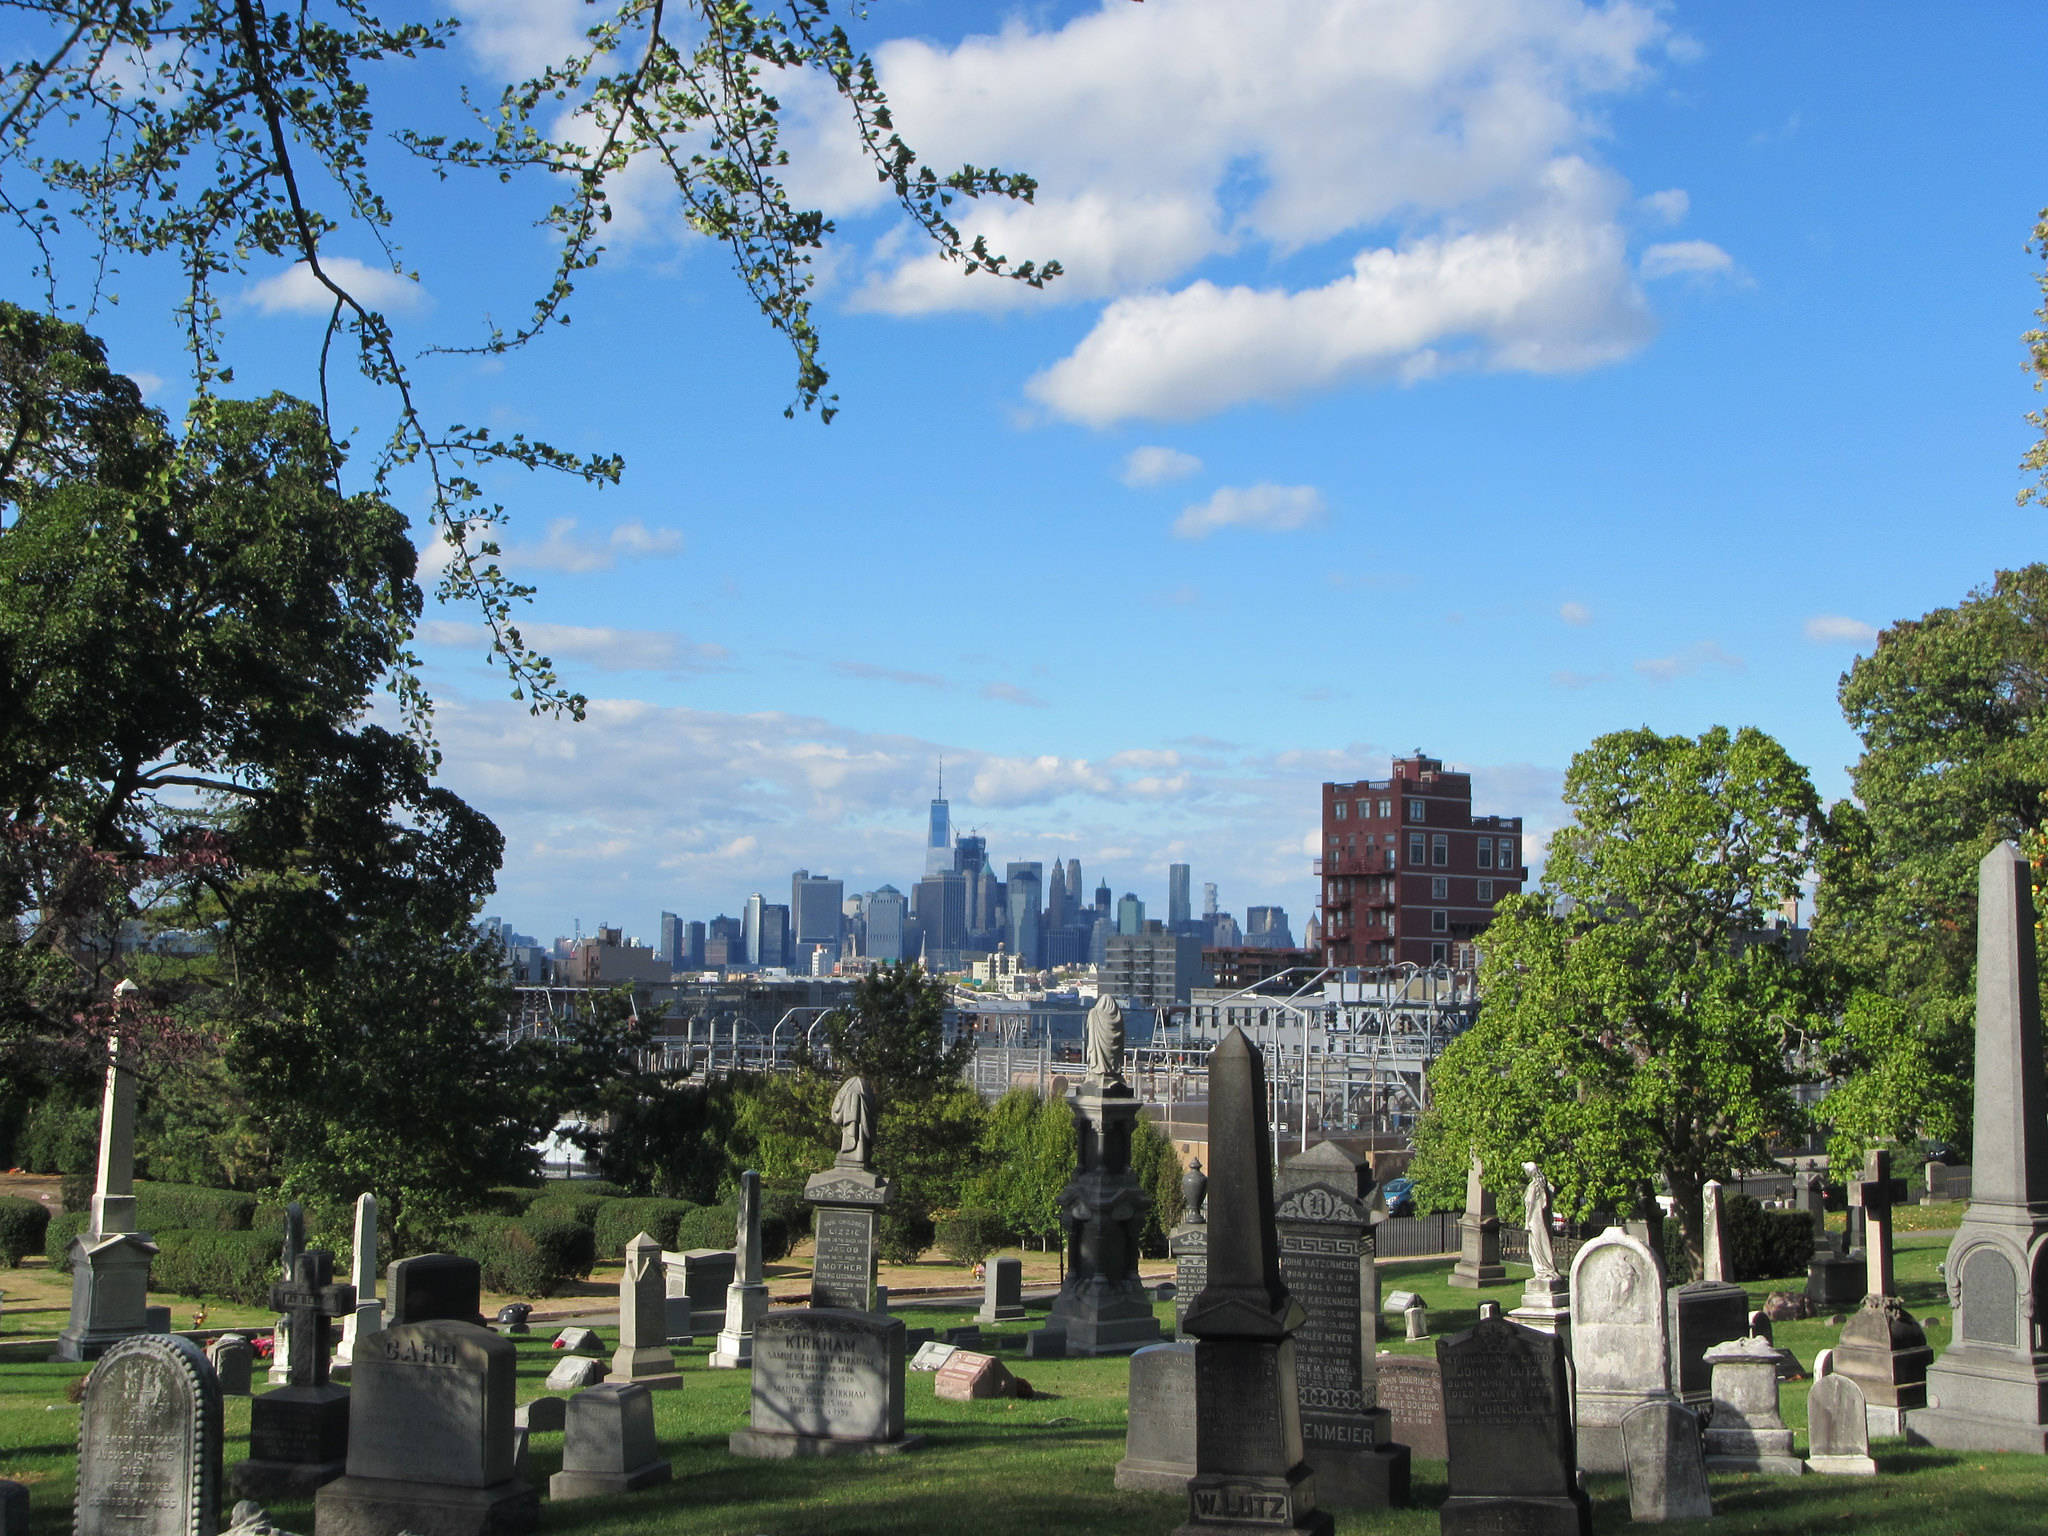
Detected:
[30,1,2048,945]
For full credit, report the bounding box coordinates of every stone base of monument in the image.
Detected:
[709,1283,770,1369]
[728,1428,927,1459]
[1908,1353,2048,1453]
[1302,1431,1410,1509]
[1805,1250,1865,1311]
[232,1382,352,1498]
[52,1230,159,1361]
[1173,1465,1333,1536]
[548,1460,672,1499]
[605,1345,683,1391]
[1032,1282,1163,1358]
[315,1475,539,1536]
[1832,1296,1931,1434]
[1114,1456,1194,1494]
[1574,1392,1666,1475]
[1446,1216,1505,1289]
[1440,1494,1590,1536]
[1702,1427,1805,1476]
[1512,1277,1571,1344]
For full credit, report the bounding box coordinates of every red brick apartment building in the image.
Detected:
[1318,752,1527,968]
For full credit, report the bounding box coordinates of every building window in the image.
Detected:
[1356,799,1370,819]
[1501,839,1516,867]
[1431,876,1448,900]
[1408,832,1425,864]
[1385,849,1397,871]
[1477,879,1494,902]
[1477,841,1493,869]
[1406,798,1425,822]
[1431,834,1449,866]
[1379,799,1392,818]
[1431,909,1448,933]
[1430,941,1448,964]
[1334,800,1347,820]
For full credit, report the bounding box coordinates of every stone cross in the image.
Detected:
[90,1028,139,1238]
[1701,1180,1728,1284]
[734,1169,763,1287]
[1847,1149,1897,1298]
[268,1250,356,1390]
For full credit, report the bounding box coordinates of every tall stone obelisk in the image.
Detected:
[56,1011,159,1361]
[1910,842,2048,1451]
[1174,1026,1331,1536]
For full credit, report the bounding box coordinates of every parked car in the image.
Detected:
[1380,1177,1416,1217]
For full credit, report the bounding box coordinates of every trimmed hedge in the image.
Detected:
[934,1206,1011,1265]
[150,1229,278,1306]
[525,1191,604,1231]
[0,1196,52,1266]
[671,1203,738,1252]
[134,1182,259,1233]
[1726,1194,1815,1282]
[472,1216,597,1298]
[592,1197,698,1257]
[879,1206,935,1266]
[46,1210,89,1269]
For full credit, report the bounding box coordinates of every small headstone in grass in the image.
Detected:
[1807,1371,1878,1475]
[208,1335,253,1397]
[76,1334,221,1536]
[1403,1304,1428,1342]
[544,1356,605,1393]
[548,1384,672,1500]
[909,1341,957,1372]
[934,1350,1020,1401]
[1115,1341,1196,1494]
[1375,1354,1446,1461]
[1383,1291,1419,1313]
[1621,1399,1712,1522]
[977,1257,1026,1323]
[513,1397,564,1433]
[1,1480,30,1536]
[385,1253,485,1328]
[729,1309,923,1459]
[1438,1315,1589,1536]
[552,1327,598,1352]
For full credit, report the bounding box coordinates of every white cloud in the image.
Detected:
[503,517,683,573]
[1804,614,1878,646]
[982,682,1049,708]
[1634,640,1745,682]
[246,257,428,315]
[1640,240,1735,282]
[1638,188,1690,225]
[419,619,727,673]
[971,755,1115,807]
[1030,159,1655,426]
[1559,601,1592,625]
[1120,446,1204,487]
[835,661,949,689]
[1174,483,1326,541]
[452,0,592,79]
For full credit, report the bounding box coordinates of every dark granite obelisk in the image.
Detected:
[1173,1027,1331,1536]
[1910,842,2048,1452]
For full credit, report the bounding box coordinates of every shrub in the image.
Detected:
[759,1212,793,1265]
[1725,1194,1814,1282]
[487,1185,546,1216]
[149,1229,278,1306]
[526,1191,604,1230]
[934,1206,1011,1265]
[553,1179,625,1199]
[16,1091,97,1175]
[878,1206,935,1266]
[0,1196,52,1265]
[473,1215,597,1298]
[592,1197,697,1257]
[45,1210,89,1269]
[61,1171,92,1213]
[671,1203,738,1253]
[134,1181,258,1232]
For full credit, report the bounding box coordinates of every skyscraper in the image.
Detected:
[1204,881,1219,918]
[1168,863,1191,928]
[1046,858,1068,928]
[657,910,682,966]
[742,893,765,966]
[1004,861,1043,967]
[759,903,790,969]
[925,764,952,879]
[866,886,907,962]
[791,870,845,951]
[1117,893,1146,936]
[1066,859,1082,910]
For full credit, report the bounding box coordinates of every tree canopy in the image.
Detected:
[0,0,1058,714]
[1411,725,1830,1276]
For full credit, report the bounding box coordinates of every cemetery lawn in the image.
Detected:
[9,1232,2042,1536]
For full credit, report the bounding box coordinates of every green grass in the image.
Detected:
[9,1233,2044,1535]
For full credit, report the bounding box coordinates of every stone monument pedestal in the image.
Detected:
[232,1383,351,1498]
[315,1474,539,1536]
[1834,1294,1932,1437]
[1701,1337,1805,1476]
[1510,1274,1571,1343]
[709,1283,770,1368]
[54,1229,159,1361]
[804,1165,890,1313]
[1031,1087,1164,1358]
[1806,1244,1865,1311]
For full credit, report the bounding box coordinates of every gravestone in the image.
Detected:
[711,1169,771,1369]
[934,1350,1021,1401]
[1374,1354,1446,1461]
[548,1385,672,1499]
[1403,1302,1427,1342]
[1569,1226,1673,1473]
[0,1480,25,1536]
[1171,1222,1208,1334]
[76,1333,222,1536]
[512,1398,564,1434]
[661,1248,731,1339]
[1807,1365,1877,1474]
[909,1341,957,1372]
[313,1320,536,1536]
[553,1327,598,1353]
[1803,1164,1863,1310]
[728,1309,923,1458]
[1922,1160,1972,1204]
[336,1195,382,1370]
[386,1254,485,1328]
[1667,1180,1751,1412]
[1621,1400,1712,1523]
[56,1031,159,1361]
[207,1335,253,1397]
[609,1232,682,1389]
[1437,1315,1590,1536]
[1274,1139,1407,1508]
[1172,1026,1331,1536]
[977,1256,1026,1323]
[1912,843,2048,1453]
[1701,1335,1804,1475]
[231,1249,356,1499]
[1446,1153,1506,1288]
[1031,998,1165,1358]
[806,1075,891,1313]
[1833,1147,1933,1435]
[545,1355,605,1393]
[1116,1341,1197,1493]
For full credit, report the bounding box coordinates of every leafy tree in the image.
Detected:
[1130,1112,1183,1259]
[1411,726,1830,1277]
[1812,564,2048,1163]
[0,0,1058,712]
[968,1088,1075,1251]
[2024,208,2048,507]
